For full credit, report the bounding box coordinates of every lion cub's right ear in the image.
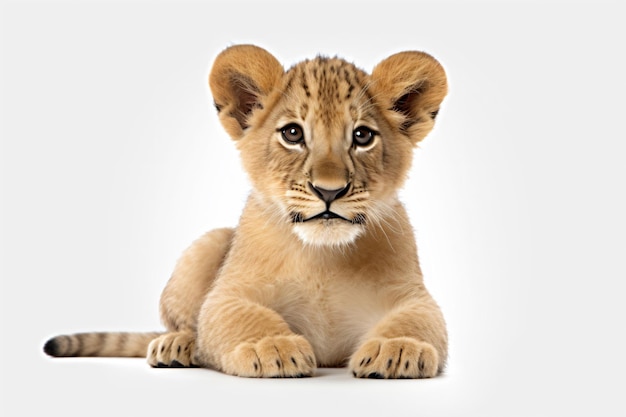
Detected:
[209,45,284,140]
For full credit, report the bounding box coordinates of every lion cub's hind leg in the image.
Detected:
[159,228,234,332]
[147,331,197,368]
[148,228,234,368]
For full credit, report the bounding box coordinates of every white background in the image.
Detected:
[2,1,625,416]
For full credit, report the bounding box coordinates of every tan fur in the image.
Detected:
[44,45,448,379]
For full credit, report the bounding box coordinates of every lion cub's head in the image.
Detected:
[209,45,447,247]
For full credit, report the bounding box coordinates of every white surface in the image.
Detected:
[2,1,625,416]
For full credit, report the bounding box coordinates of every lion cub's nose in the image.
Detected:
[308,182,351,205]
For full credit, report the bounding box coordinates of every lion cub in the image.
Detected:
[44,45,448,379]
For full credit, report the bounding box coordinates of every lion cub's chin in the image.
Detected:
[292,221,364,247]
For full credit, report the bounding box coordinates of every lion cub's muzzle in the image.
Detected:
[290,182,365,225]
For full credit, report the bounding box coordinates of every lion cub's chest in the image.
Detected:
[272,271,387,366]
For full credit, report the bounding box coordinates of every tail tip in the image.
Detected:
[43,337,60,357]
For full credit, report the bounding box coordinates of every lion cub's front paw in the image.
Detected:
[147,332,197,368]
[350,337,439,379]
[223,335,316,378]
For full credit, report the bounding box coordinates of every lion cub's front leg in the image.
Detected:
[350,297,447,379]
[195,296,316,377]
[350,337,439,379]
[226,334,316,377]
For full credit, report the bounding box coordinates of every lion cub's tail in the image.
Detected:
[43,332,163,358]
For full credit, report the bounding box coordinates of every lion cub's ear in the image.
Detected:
[209,45,284,139]
[371,51,448,144]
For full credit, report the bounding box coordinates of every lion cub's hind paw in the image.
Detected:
[349,337,439,379]
[147,332,197,368]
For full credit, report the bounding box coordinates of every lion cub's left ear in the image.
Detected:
[371,51,448,144]
[209,45,284,140]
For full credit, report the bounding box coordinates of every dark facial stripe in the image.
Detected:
[300,70,311,97]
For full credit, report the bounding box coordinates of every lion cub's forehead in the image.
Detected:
[280,57,372,124]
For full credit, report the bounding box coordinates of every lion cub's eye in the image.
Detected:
[353,126,376,147]
[280,124,305,145]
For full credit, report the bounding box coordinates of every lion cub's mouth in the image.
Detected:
[304,210,348,222]
[291,211,366,225]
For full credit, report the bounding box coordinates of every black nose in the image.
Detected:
[308,182,351,205]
